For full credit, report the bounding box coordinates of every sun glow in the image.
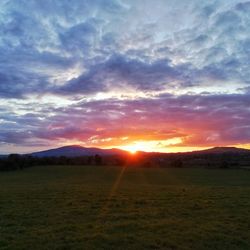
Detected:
[125,146,138,154]
[118,138,183,153]
[120,142,150,153]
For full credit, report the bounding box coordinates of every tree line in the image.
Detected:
[0,151,249,171]
[0,154,106,171]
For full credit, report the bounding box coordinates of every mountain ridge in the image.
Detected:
[28,145,250,157]
[30,145,128,157]
[192,146,250,154]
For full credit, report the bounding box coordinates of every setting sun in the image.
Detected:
[118,138,183,153]
[127,148,138,154]
[129,151,137,155]
[119,141,159,153]
[120,144,140,154]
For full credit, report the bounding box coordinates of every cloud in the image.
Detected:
[59,18,100,56]
[55,54,189,95]
[1,93,250,151]
[1,0,250,152]
[1,0,250,99]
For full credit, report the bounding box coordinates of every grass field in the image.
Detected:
[0,166,250,250]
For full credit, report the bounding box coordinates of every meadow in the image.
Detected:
[0,166,250,250]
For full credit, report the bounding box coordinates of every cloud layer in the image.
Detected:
[1,0,250,153]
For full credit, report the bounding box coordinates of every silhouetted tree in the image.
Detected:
[171,159,183,168]
[87,156,93,165]
[8,154,21,170]
[220,160,229,169]
[94,154,102,165]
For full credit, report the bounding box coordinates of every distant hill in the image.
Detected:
[192,147,250,154]
[30,145,128,157]
[29,145,250,157]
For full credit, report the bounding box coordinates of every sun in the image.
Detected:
[128,148,137,154]
[122,145,138,154]
[118,138,185,154]
[119,144,141,154]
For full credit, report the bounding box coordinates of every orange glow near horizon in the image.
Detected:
[117,138,184,153]
[64,137,212,153]
[120,144,142,154]
[51,139,250,155]
[118,144,209,153]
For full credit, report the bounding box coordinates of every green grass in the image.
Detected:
[0,166,250,250]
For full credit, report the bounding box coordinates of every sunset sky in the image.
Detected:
[1,0,250,154]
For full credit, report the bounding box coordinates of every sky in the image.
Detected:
[1,0,250,154]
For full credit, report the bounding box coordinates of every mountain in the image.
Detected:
[29,145,250,158]
[192,147,250,154]
[30,145,128,157]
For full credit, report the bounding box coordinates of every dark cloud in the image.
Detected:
[55,54,187,95]
[0,70,49,98]
[59,19,100,55]
[235,1,250,11]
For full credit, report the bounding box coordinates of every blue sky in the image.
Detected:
[1,0,250,153]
